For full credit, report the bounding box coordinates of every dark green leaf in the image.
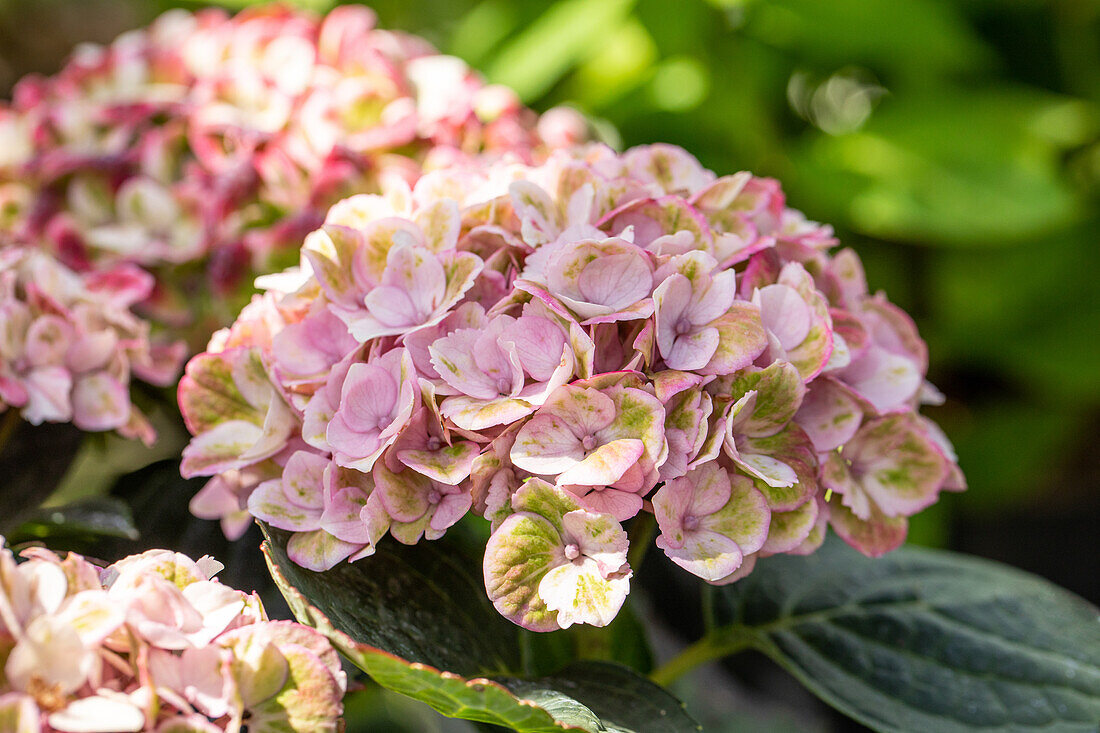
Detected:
[0,417,83,532]
[710,536,1100,732]
[7,496,138,544]
[262,524,698,732]
[495,662,698,732]
[523,601,654,678]
[262,523,517,677]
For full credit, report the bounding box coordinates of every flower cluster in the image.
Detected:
[0,541,345,732]
[0,244,184,442]
[178,143,964,631]
[0,5,583,343]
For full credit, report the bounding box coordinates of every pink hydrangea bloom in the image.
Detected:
[0,246,184,443]
[652,463,770,583]
[0,4,580,352]
[0,541,344,732]
[179,142,963,630]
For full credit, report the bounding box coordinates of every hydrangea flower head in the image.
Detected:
[0,540,345,732]
[179,142,964,630]
[0,244,184,442]
[0,5,582,351]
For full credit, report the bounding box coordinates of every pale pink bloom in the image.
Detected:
[0,540,342,731]
[326,348,419,472]
[653,251,767,374]
[430,313,575,431]
[173,140,964,616]
[510,382,665,520]
[721,362,812,499]
[520,236,655,325]
[372,461,472,544]
[652,463,770,582]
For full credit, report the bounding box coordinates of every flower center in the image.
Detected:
[683,514,700,531]
[564,543,581,561]
[374,415,391,431]
[581,434,598,451]
[675,319,693,336]
[426,436,442,451]
[496,377,512,395]
[426,488,442,504]
[27,676,68,713]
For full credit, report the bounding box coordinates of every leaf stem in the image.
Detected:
[649,629,754,688]
[627,510,656,571]
[0,409,21,457]
[701,583,716,633]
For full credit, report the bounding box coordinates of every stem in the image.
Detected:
[0,409,20,457]
[649,629,754,688]
[627,511,656,571]
[571,623,611,661]
[701,583,716,633]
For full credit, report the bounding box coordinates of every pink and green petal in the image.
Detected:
[483,512,565,632]
[181,420,266,478]
[557,438,645,487]
[828,501,908,558]
[702,473,771,556]
[794,377,863,452]
[537,558,630,629]
[846,414,949,518]
[698,302,768,376]
[658,529,745,582]
[286,530,360,572]
[398,440,480,485]
[761,497,819,554]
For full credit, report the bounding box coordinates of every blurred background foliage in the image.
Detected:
[1,0,1098,730]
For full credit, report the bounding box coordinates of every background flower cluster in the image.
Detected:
[179,141,964,631]
[0,4,583,440]
[0,245,184,443]
[0,541,345,732]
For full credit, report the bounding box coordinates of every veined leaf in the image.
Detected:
[262,524,698,732]
[708,536,1100,732]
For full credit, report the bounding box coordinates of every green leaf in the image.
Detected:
[497,662,698,732]
[746,0,993,81]
[261,524,698,732]
[708,536,1100,732]
[264,522,518,677]
[795,89,1087,247]
[486,0,637,101]
[0,416,83,532]
[7,496,138,545]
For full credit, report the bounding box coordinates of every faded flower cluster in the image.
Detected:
[0,4,583,344]
[178,143,964,631]
[0,541,345,732]
[0,245,184,442]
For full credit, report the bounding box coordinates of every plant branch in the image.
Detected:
[649,628,755,688]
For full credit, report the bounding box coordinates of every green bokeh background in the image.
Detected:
[2,0,1097,730]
